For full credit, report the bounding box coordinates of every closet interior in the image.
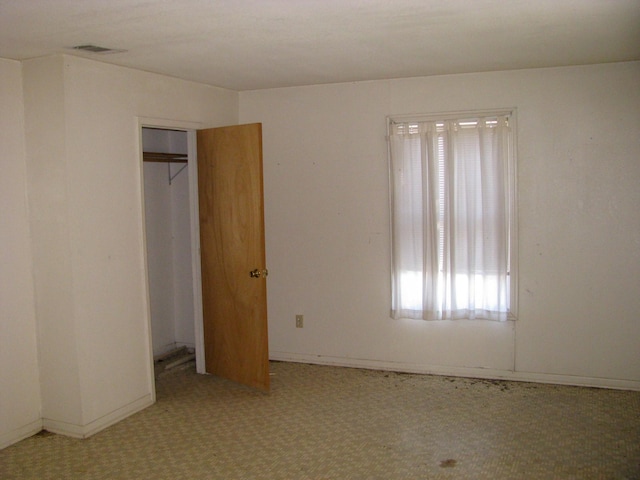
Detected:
[142,127,196,370]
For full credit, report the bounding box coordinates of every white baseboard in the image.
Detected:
[270,351,640,391]
[43,393,154,439]
[0,419,43,450]
[175,342,195,352]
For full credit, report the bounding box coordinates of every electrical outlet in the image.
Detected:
[296,314,304,328]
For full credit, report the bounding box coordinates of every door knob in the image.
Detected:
[250,269,269,278]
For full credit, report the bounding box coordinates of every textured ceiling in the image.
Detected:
[1,0,638,91]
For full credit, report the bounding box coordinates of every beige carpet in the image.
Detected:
[1,361,639,479]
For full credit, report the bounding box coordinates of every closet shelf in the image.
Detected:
[143,151,188,163]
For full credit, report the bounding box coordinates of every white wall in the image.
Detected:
[21,54,238,438]
[0,59,42,449]
[23,55,84,432]
[142,128,195,356]
[143,161,176,354]
[4,53,638,452]
[170,161,196,349]
[240,61,640,389]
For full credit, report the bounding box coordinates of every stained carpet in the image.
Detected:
[1,361,639,479]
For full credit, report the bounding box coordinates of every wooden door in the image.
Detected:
[197,123,269,392]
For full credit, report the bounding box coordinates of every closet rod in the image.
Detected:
[143,151,188,163]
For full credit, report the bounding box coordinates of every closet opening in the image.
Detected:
[141,127,201,380]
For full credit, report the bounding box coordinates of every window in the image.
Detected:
[388,110,517,321]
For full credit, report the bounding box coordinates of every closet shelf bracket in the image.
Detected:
[169,164,188,185]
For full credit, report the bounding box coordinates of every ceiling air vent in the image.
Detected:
[70,45,126,54]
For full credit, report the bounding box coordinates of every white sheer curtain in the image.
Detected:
[389,115,511,321]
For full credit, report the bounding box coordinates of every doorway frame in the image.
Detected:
[137,117,206,380]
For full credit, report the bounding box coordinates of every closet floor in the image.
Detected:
[153,346,195,378]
